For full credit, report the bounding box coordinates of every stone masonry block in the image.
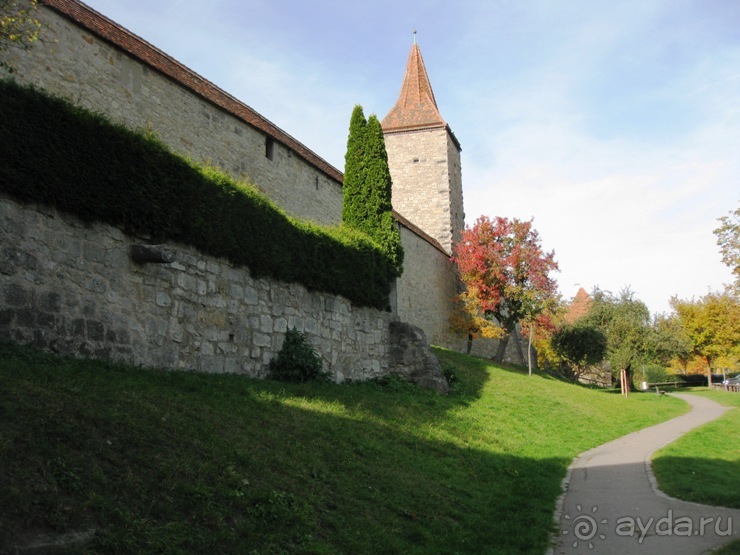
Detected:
[36,312,56,329]
[0,247,38,276]
[83,242,105,263]
[3,283,29,307]
[229,283,244,299]
[39,291,62,312]
[156,291,171,307]
[244,286,259,305]
[259,314,272,333]
[16,308,35,327]
[253,333,271,348]
[86,320,105,341]
[85,276,107,294]
[0,309,14,327]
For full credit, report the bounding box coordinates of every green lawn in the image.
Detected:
[0,341,687,554]
[651,389,740,509]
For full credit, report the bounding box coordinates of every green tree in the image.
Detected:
[551,323,607,379]
[342,106,403,278]
[582,288,651,391]
[647,312,692,369]
[0,0,41,72]
[364,115,403,277]
[342,105,367,228]
[714,203,740,293]
[671,291,740,378]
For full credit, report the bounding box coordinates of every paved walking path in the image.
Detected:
[550,393,740,555]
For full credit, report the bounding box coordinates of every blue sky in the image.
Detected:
[81,0,739,315]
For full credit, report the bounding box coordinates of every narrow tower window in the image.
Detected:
[265,137,275,160]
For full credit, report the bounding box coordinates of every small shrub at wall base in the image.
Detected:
[442,364,460,385]
[269,328,328,383]
[369,373,420,393]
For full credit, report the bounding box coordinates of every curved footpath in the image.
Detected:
[549,393,740,555]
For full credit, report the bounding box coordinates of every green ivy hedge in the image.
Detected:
[0,80,394,309]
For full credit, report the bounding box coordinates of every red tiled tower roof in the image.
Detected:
[381,42,446,133]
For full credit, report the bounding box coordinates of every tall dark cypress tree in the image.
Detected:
[342,106,404,279]
[364,115,403,277]
[342,105,368,229]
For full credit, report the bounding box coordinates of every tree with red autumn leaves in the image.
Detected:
[452,215,559,363]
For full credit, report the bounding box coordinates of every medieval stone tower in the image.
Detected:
[381,38,464,255]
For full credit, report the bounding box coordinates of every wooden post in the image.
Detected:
[620,369,629,398]
[624,369,629,398]
[528,326,533,377]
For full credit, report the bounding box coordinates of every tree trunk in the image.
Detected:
[466,333,473,355]
[494,333,509,363]
[511,326,526,367]
[624,363,635,392]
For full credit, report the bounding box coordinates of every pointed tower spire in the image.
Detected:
[381,38,446,133]
[381,36,464,255]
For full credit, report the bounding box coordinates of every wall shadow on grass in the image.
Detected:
[0,341,567,555]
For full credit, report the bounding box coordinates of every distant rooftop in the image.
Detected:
[565,287,593,324]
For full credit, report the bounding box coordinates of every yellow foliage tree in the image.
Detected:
[671,291,740,376]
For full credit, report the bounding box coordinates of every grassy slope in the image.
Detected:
[0,342,687,554]
[651,389,740,509]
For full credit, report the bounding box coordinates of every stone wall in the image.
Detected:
[395,225,459,347]
[0,196,397,382]
[1,3,466,351]
[1,1,528,368]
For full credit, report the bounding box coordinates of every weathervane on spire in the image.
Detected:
[413,29,417,44]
